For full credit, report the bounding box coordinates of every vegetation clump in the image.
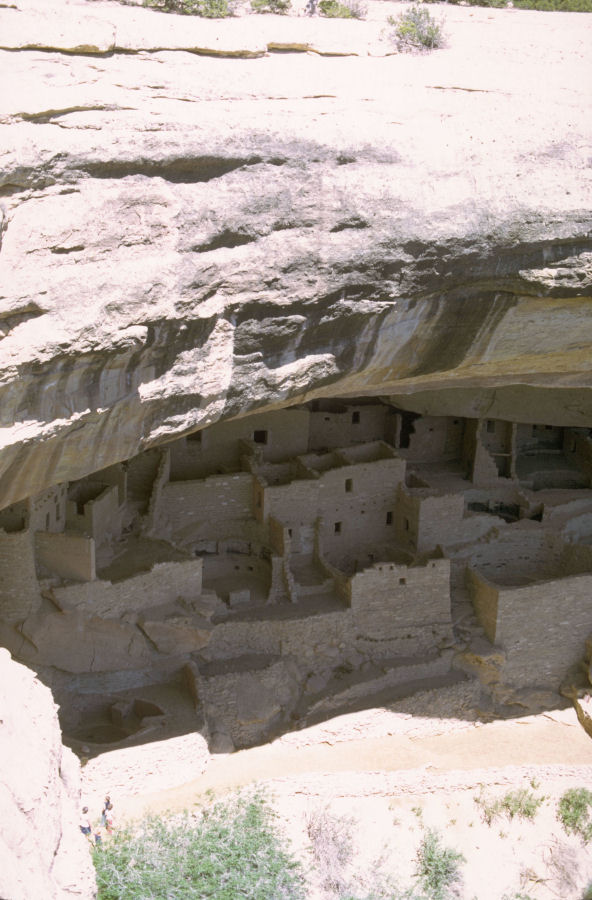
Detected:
[318,0,367,18]
[143,0,233,17]
[557,787,592,843]
[475,786,545,826]
[92,793,306,900]
[414,828,465,900]
[388,5,445,52]
[251,0,291,13]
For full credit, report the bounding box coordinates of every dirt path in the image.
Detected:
[116,707,592,820]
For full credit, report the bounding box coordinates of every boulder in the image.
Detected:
[18,609,155,673]
[139,614,214,654]
[0,649,96,900]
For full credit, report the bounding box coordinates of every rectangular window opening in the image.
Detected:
[345,478,353,493]
[404,518,409,532]
[351,411,360,424]
[253,430,268,445]
[386,511,393,525]
[399,577,406,586]
[486,420,495,433]
[334,521,342,534]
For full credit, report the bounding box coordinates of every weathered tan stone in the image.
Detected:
[0,649,95,900]
[18,609,155,673]
[139,614,213,654]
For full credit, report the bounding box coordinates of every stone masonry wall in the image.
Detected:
[157,473,254,541]
[35,531,96,582]
[53,558,203,618]
[169,408,310,481]
[496,573,592,686]
[0,529,41,622]
[308,404,386,452]
[349,558,452,638]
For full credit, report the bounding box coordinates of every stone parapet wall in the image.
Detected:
[204,608,353,661]
[350,558,451,636]
[497,573,592,687]
[53,558,203,618]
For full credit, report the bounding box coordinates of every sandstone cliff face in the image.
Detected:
[0,0,591,507]
[0,649,96,900]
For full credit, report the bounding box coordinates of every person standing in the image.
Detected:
[79,806,92,840]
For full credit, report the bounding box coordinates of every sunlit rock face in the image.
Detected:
[0,0,591,510]
[0,649,96,900]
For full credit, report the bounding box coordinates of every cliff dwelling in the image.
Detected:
[1,398,592,756]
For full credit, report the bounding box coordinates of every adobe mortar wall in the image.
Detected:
[0,529,41,622]
[466,567,498,643]
[308,404,386,451]
[29,485,67,534]
[317,457,405,565]
[406,416,464,462]
[35,532,96,582]
[169,408,310,481]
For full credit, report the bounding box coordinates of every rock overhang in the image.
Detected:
[0,0,591,506]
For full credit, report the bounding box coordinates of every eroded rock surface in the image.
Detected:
[0,649,96,900]
[0,0,591,508]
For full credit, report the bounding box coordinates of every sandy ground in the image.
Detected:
[85,704,592,899]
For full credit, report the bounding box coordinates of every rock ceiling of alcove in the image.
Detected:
[0,0,591,507]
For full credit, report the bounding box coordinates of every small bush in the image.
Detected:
[319,0,366,17]
[512,0,592,8]
[420,0,592,6]
[501,788,545,822]
[92,793,305,900]
[475,787,544,826]
[306,805,354,896]
[388,6,445,52]
[251,0,291,12]
[557,787,592,843]
[143,0,232,16]
[415,829,465,900]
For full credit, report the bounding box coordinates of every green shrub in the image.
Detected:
[475,787,544,826]
[319,0,366,17]
[420,0,592,6]
[387,5,445,52]
[415,829,465,900]
[143,0,232,16]
[251,0,291,12]
[557,787,592,843]
[501,788,545,821]
[92,793,305,900]
[513,0,592,9]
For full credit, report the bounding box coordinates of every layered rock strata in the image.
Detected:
[0,1,591,510]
